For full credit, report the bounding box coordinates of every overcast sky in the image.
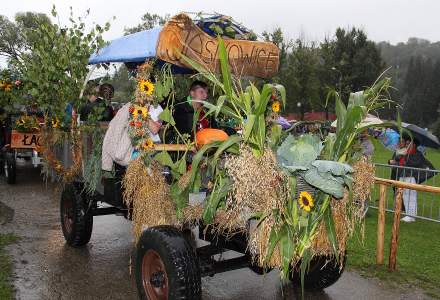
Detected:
[2,0,440,44]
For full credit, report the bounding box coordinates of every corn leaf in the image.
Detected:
[153,151,174,168]
[324,205,339,258]
[158,107,176,126]
[217,37,234,101]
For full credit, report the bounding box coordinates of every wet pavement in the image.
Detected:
[0,161,432,299]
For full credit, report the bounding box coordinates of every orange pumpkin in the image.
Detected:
[195,128,229,148]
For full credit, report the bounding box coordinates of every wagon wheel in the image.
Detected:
[4,152,16,184]
[135,226,201,300]
[142,250,169,300]
[60,183,93,247]
[289,254,346,291]
[62,195,74,235]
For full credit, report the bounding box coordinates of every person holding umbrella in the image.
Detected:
[389,134,435,222]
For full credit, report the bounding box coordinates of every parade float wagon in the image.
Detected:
[53,13,379,299]
[1,112,44,184]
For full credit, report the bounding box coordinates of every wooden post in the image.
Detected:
[388,188,403,271]
[376,184,386,265]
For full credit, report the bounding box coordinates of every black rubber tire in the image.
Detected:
[4,153,16,184]
[248,261,272,275]
[135,225,201,300]
[289,255,345,291]
[60,183,93,247]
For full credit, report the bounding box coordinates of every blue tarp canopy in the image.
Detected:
[88,27,162,64]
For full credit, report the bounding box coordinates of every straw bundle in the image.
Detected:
[222,145,289,230]
[123,158,176,241]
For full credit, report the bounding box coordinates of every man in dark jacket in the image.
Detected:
[173,80,214,138]
[80,83,114,122]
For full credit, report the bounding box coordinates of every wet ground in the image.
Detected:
[0,161,432,299]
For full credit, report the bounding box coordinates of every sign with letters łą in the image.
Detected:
[156,14,280,78]
[10,130,42,150]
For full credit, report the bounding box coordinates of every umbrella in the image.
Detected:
[401,123,440,149]
[331,114,383,128]
[378,128,400,151]
[277,116,292,130]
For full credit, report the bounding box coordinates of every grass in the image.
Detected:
[346,139,440,298]
[0,233,18,300]
[347,210,440,298]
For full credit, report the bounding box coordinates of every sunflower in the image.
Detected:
[138,79,154,96]
[132,105,149,119]
[142,138,154,150]
[3,83,12,92]
[272,101,281,113]
[298,191,314,212]
[51,117,60,128]
[0,81,5,89]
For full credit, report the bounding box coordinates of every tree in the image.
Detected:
[0,12,51,65]
[19,6,111,118]
[328,28,385,102]
[402,56,440,127]
[279,39,321,114]
[262,27,292,77]
[124,13,169,35]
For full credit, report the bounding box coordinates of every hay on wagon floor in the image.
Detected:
[123,158,176,242]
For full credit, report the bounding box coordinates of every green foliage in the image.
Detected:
[181,37,286,156]
[265,27,385,114]
[18,6,111,119]
[83,129,105,194]
[0,69,24,112]
[0,12,52,65]
[325,77,393,163]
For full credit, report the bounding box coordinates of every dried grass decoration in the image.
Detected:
[222,145,289,267]
[40,126,82,183]
[123,158,176,241]
[224,145,289,229]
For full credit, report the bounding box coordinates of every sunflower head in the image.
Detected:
[51,117,60,128]
[137,79,154,96]
[132,105,149,119]
[298,191,314,212]
[142,138,154,150]
[272,101,281,113]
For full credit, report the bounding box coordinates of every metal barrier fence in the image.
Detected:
[371,163,440,222]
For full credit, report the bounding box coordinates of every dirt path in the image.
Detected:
[0,162,432,299]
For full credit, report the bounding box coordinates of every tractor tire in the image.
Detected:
[289,255,345,291]
[135,225,201,300]
[4,153,16,184]
[60,183,93,247]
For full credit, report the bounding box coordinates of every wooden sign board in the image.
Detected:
[156,14,279,78]
[11,130,42,150]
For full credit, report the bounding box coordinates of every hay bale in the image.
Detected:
[311,193,350,260]
[123,159,176,241]
[221,145,289,231]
